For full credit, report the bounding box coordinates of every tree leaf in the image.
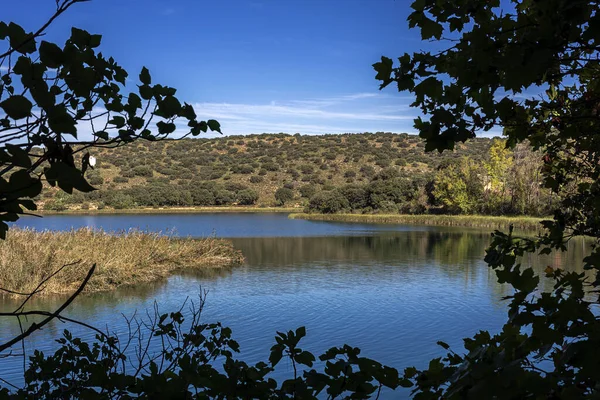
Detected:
[0,95,33,120]
[94,131,109,140]
[269,344,284,366]
[140,67,151,85]
[39,41,64,68]
[47,105,77,136]
[89,34,102,48]
[6,144,31,168]
[156,121,176,134]
[8,22,35,54]
[70,27,92,48]
[296,350,315,367]
[207,119,221,133]
[44,162,95,193]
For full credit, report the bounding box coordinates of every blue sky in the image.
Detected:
[5,0,427,136]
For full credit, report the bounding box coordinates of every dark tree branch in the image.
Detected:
[0,264,95,354]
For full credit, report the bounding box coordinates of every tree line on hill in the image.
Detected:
[41,133,554,216]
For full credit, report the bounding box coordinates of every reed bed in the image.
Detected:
[289,213,546,231]
[0,228,244,296]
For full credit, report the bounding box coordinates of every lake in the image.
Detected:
[0,213,588,398]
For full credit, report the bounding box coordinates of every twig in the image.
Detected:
[13,259,81,313]
[0,264,95,354]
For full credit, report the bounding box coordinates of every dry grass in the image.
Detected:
[0,228,244,296]
[289,213,546,231]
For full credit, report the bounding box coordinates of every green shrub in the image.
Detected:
[132,165,153,177]
[299,184,317,199]
[87,174,104,186]
[360,165,376,178]
[307,190,350,214]
[274,187,294,205]
[237,189,259,205]
[191,188,215,206]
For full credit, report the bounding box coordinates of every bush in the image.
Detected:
[307,190,350,214]
[274,187,294,205]
[44,199,67,211]
[262,162,279,171]
[339,185,369,210]
[190,188,215,206]
[249,175,264,183]
[121,168,135,178]
[213,190,234,205]
[237,189,259,205]
[299,184,317,199]
[87,174,104,186]
[132,165,154,177]
[225,182,248,193]
[373,167,399,181]
[299,164,314,174]
[288,169,300,179]
[231,164,254,174]
[359,165,376,178]
[105,193,135,209]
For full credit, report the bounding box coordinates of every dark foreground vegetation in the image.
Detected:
[1,0,599,398]
[42,133,557,217]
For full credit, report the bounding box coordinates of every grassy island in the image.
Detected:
[289,213,546,231]
[0,229,244,296]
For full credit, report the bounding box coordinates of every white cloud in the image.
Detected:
[27,93,417,143]
[194,102,412,122]
[191,93,418,135]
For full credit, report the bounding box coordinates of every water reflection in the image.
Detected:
[232,231,587,274]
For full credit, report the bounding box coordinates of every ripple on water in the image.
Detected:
[4,214,575,398]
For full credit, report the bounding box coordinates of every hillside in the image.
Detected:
[40,132,495,211]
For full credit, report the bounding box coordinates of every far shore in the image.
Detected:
[34,207,546,231]
[289,213,546,231]
[37,206,298,215]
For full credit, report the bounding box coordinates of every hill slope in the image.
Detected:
[42,132,494,211]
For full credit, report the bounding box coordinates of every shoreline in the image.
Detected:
[289,213,546,231]
[32,208,547,231]
[36,206,298,215]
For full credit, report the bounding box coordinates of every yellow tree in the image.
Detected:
[483,138,513,212]
[433,157,483,214]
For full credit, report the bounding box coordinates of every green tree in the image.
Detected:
[484,139,512,191]
[374,0,600,397]
[274,187,294,205]
[507,143,555,216]
[237,188,259,205]
[307,190,350,214]
[433,157,483,214]
[483,138,512,212]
